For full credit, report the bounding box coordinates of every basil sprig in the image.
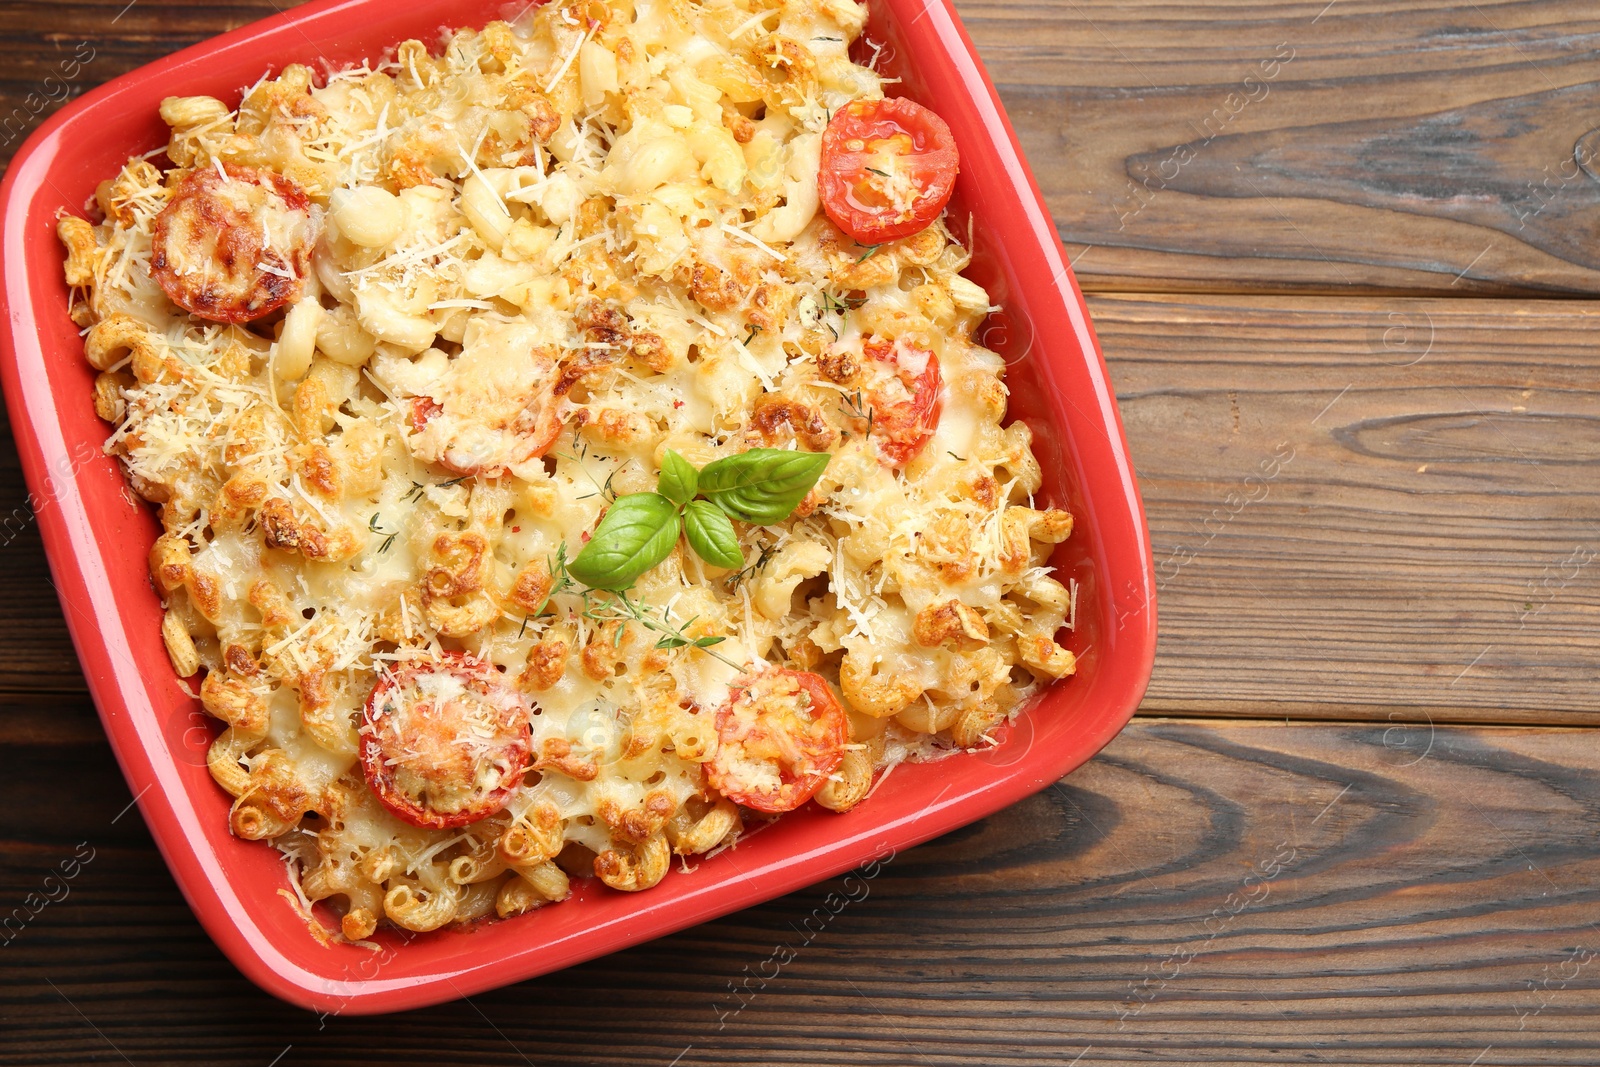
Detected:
[568,448,829,591]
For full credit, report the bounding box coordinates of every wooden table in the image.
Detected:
[3,0,1598,1062]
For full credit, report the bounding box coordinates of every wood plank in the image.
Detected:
[1095,291,1600,723]
[0,400,97,695]
[5,718,1600,1063]
[960,0,1600,295]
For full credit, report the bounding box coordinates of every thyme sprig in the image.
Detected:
[538,540,742,669]
[725,542,777,589]
[368,513,399,554]
[552,434,619,503]
[402,474,469,504]
[821,290,865,315]
[840,389,875,438]
[581,589,740,670]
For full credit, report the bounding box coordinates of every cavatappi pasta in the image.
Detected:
[58,0,1076,941]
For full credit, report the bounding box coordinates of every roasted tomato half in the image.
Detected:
[818,97,959,244]
[852,336,943,467]
[707,668,848,814]
[359,652,533,829]
[150,162,321,323]
[406,340,568,477]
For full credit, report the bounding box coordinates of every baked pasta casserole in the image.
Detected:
[57,0,1077,941]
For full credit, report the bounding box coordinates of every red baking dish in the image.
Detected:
[0,0,1156,1014]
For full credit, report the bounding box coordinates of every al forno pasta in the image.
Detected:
[57,0,1077,942]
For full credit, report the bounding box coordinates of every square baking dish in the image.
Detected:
[0,0,1156,1014]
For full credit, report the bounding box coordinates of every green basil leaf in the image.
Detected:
[683,499,745,569]
[657,449,699,506]
[698,448,831,525]
[568,493,681,591]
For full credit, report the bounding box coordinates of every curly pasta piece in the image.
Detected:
[913,599,989,651]
[840,647,923,719]
[1018,633,1077,679]
[82,313,159,372]
[449,852,511,886]
[300,860,383,941]
[950,695,1015,750]
[200,670,269,796]
[57,216,98,286]
[496,860,571,917]
[383,881,461,933]
[230,749,313,840]
[294,668,359,756]
[421,532,498,636]
[664,797,741,856]
[815,733,885,813]
[499,803,566,870]
[594,833,671,892]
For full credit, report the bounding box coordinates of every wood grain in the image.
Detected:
[959,0,1600,295]
[1,1,1596,1063]
[0,417,98,695]
[1097,291,1600,723]
[6,718,1600,1064]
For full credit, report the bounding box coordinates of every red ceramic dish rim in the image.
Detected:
[0,0,1157,1014]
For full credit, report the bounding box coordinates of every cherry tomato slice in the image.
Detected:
[707,669,848,814]
[819,98,959,244]
[359,652,532,830]
[150,162,320,324]
[406,346,568,477]
[855,336,943,467]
